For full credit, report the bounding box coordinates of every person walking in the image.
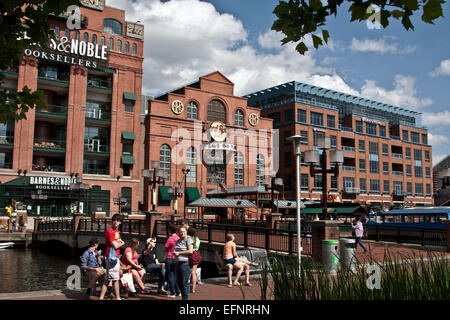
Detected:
[99,214,125,300]
[173,225,194,300]
[352,216,368,253]
[164,223,181,297]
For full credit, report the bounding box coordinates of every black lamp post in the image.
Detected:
[70,175,90,214]
[182,168,190,219]
[304,136,343,220]
[142,161,167,212]
[168,182,184,217]
[263,176,283,213]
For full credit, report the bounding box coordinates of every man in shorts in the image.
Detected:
[99,214,124,300]
[80,237,105,299]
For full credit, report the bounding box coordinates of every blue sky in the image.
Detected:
[110,0,450,165]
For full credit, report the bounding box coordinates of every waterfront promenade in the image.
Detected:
[0,241,448,301]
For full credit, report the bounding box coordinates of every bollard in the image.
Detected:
[339,238,356,271]
[322,239,339,274]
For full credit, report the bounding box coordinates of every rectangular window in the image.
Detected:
[369,142,378,154]
[331,176,338,191]
[415,183,423,196]
[411,132,420,143]
[359,159,366,172]
[370,179,380,194]
[300,130,308,145]
[314,174,322,190]
[284,109,294,122]
[405,147,411,159]
[330,135,337,149]
[394,181,403,195]
[407,182,412,196]
[124,99,134,113]
[422,133,428,144]
[327,115,335,128]
[415,165,422,178]
[310,111,323,126]
[426,184,431,196]
[301,174,309,190]
[269,112,281,125]
[122,139,133,155]
[370,158,379,173]
[426,167,431,178]
[382,144,388,156]
[207,164,226,184]
[402,130,409,141]
[366,123,377,135]
[313,131,325,147]
[356,120,363,133]
[360,178,366,193]
[383,162,389,174]
[424,150,430,162]
[359,140,365,153]
[297,109,307,123]
[406,165,412,177]
[379,125,386,137]
[383,180,390,195]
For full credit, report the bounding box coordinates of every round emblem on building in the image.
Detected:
[248,113,259,126]
[209,121,227,142]
[171,100,184,114]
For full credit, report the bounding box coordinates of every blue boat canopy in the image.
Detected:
[382,207,450,215]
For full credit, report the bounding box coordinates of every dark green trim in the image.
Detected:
[186,187,201,202]
[122,131,136,140]
[121,155,135,164]
[159,186,174,201]
[123,92,138,101]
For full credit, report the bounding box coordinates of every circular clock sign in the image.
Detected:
[171,100,184,114]
[248,113,259,126]
[209,121,227,142]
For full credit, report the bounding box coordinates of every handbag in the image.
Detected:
[120,272,136,293]
[108,247,118,264]
[189,250,202,266]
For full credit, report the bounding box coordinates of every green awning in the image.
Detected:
[123,92,138,101]
[121,155,136,164]
[122,131,136,140]
[186,187,201,202]
[333,206,361,214]
[159,186,174,201]
[301,207,336,214]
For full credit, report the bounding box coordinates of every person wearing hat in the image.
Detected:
[80,237,106,299]
[140,237,167,295]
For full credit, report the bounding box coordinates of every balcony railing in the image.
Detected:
[38,70,70,82]
[87,79,112,89]
[342,166,356,172]
[0,162,12,169]
[85,108,111,121]
[83,167,109,175]
[84,143,110,153]
[344,187,360,194]
[0,135,14,145]
[394,190,408,196]
[32,164,65,172]
[342,146,355,153]
[391,135,401,140]
[392,171,404,177]
[391,153,403,159]
[36,104,67,116]
[339,125,354,132]
[34,138,66,150]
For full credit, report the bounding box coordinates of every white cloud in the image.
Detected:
[420,110,450,127]
[433,153,447,166]
[360,75,433,110]
[349,37,416,54]
[428,133,449,147]
[429,59,450,77]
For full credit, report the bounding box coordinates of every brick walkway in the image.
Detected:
[0,241,447,301]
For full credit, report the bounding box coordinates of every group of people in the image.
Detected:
[80,216,203,300]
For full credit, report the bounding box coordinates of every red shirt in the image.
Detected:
[121,247,138,267]
[164,234,180,259]
[105,227,121,259]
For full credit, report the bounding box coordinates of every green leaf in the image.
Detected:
[296,41,309,54]
[310,0,323,11]
[404,0,419,10]
[322,29,330,43]
[422,0,444,24]
[312,34,323,48]
[391,10,404,19]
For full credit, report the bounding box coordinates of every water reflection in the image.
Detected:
[0,247,79,293]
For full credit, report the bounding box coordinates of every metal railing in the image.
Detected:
[392,153,403,159]
[339,125,354,132]
[36,104,67,115]
[0,135,14,144]
[87,78,112,89]
[34,138,66,149]
[155,220,312,255]
[85,108,111,121]
[38,70,70,82]
[342,166,356,172]
[366,225,447,247]
[392,171,404,177]
[342,146,355,153]
[84,143,110,153]
[344,187,360,194]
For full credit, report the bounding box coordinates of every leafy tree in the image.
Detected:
[272,0,445,54]
[0,0,79,123]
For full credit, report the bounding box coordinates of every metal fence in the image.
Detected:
[155,220,312,255]
[366,225,447,247]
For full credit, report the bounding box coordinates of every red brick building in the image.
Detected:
[245,81,434,208]
[144,71,275,219]
[0,1,144,216]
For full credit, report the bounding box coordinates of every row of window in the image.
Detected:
[402,129,428,144]
[297,175,432,196]
[185,100,248,126]
[54,27,138,55]
[159,144,266,185]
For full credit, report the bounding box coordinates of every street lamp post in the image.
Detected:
[304,137,343,220]
[168,182,184,216]
[263,176,283,213]
[287,135,308,276]
[113,193,128,216]
[142,161,167,212]
[70,176,90,214]
[182,168,191,219]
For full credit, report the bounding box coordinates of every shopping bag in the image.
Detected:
[108,247,118,264]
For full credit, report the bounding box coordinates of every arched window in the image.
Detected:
[117,39,122,52]
[160,144,171,182]
[103,18,123,36]
[92,34,97,44]
[125,41,130,53]
[83,32,88,42]
[132,43,137,55]
[234,109,244,126]
[186,147,197,183]
[101,36,105,46]
[109,38,114,50]
[256,154,265,186]
[121,187,132,213]
[75,30,80,40]
[234,151,244,185]
[207,99,226,123]
[187,101,198,119]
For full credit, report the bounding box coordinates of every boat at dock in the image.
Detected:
[0,242,14,249]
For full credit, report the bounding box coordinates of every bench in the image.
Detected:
[217,249,270,275]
